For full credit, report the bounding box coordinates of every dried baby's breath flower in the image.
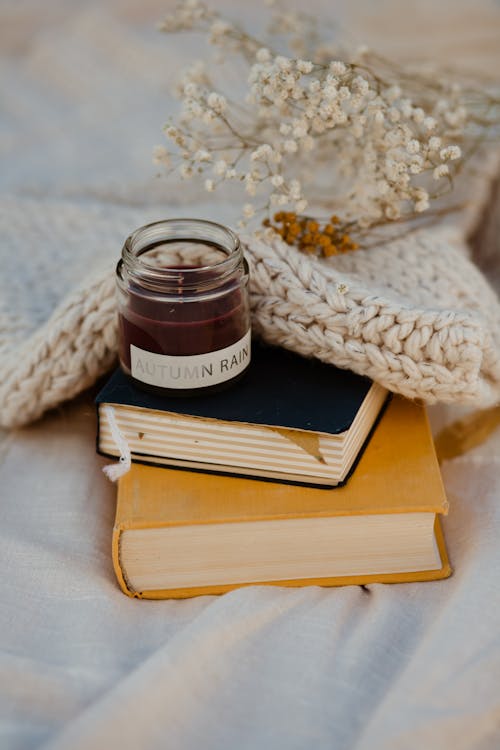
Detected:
[157,0,500,253]
[193,148,212,162]
[153,145,171,166]
[433,164,450,180]
[440,145,462,161]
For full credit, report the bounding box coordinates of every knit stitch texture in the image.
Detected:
[1,190,500,428]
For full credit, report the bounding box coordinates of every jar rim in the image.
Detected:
[122,218,240,274]
[119,219,244,296]
[118,218,246,297]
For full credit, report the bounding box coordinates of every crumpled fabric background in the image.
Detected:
[1,1,500,749]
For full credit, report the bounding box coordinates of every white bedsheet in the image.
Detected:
[1,2,499,748]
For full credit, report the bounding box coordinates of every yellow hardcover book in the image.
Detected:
[112,396,451,599]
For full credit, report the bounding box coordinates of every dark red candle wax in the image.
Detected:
[117,240,250,394]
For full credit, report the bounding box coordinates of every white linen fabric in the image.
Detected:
[2,399,500,750]
[1,1,500,749]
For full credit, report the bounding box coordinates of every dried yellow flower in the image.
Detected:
[267,212,359,258]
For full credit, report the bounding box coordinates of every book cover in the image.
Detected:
[99,342,376,433]
[111,396,451,599]
[97,342,389,486]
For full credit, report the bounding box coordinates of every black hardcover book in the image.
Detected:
[97,342,389,487]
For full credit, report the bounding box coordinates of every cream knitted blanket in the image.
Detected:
[1,182,500,429]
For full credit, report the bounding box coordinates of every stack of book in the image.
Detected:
[96,343,451,598]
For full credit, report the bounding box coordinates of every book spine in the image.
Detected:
[112,527,140,599]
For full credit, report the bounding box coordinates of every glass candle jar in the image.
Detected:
[116,219,251,396]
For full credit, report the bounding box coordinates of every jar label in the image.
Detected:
[130,329,252,389]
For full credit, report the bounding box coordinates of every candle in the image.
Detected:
[116,220,251,396]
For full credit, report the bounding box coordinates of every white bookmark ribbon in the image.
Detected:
[102,405,132,481]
